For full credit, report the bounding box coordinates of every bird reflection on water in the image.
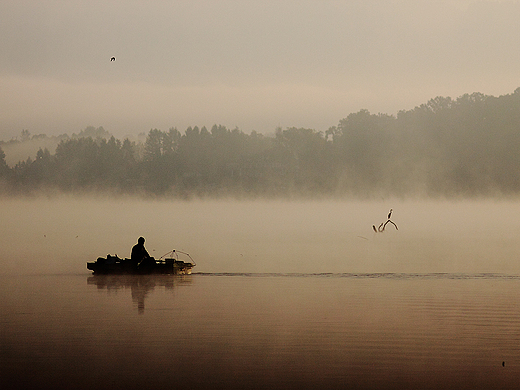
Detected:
[87,274,192,314]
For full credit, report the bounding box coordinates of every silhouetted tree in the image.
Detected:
[0,147,9,178]
[4,88,520,198]
[75,126,111,139]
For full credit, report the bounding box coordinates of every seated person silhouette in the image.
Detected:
[131,237,155,271]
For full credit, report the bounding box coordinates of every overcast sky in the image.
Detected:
[1,0,520,139]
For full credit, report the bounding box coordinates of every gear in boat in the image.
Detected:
[87,249,195,275]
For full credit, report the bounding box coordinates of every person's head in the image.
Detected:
[138,237,145,245]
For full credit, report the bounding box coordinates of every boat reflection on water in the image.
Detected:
[87,274,192,314]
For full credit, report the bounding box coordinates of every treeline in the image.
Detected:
[2,88,520,198]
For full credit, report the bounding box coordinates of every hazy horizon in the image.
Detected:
[2,0,520,140]
[4,197,520,275]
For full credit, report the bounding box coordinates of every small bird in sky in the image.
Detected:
[110,57,116,61]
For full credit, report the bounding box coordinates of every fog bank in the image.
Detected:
[2,198,519,275]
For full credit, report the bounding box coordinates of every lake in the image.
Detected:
[2,198,520,389]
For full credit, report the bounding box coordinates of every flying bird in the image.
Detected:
[110,57,116,61]
[373,209,398,232]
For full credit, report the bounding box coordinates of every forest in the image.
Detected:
[2,88,520,199]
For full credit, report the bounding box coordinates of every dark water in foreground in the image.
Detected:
[2,273,520,389]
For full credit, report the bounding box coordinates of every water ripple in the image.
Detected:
[194,272,520,280]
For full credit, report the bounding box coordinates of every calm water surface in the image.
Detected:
[3,199,520,389]
[2,273,520,389]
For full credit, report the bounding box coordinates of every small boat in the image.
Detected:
[87,249,195,275]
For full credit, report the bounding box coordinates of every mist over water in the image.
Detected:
[2,197,520,275]
[4,1,520,386]
[3,197,520,389]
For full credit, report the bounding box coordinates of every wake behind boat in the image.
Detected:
[87,249,195,275]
